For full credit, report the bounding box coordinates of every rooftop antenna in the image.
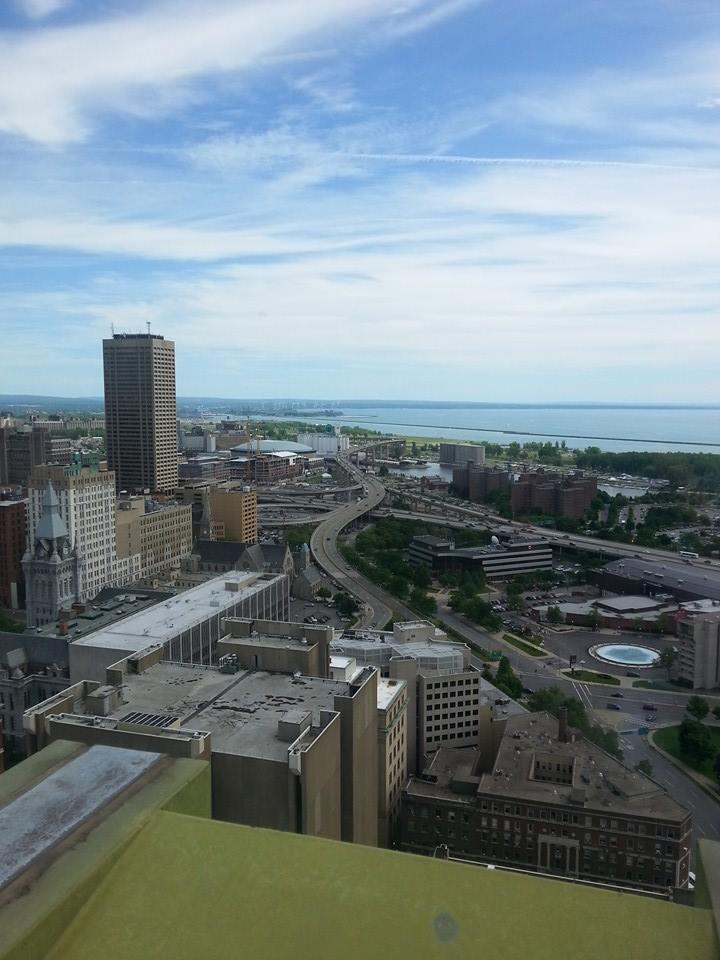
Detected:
[111,322,115,336]
[146,321,152,336]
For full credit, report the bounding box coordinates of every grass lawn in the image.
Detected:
[653,724,720,779]
[502,633,546,658]
[562,669,620,686]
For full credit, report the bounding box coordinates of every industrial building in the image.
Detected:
[297,431,350,456]
[401,710,692,895]
[439,442,486,466]
[408,534,554,580]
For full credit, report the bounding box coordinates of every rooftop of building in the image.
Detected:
[681,599,720,615]
[55,659,357,762]
[605,557,720,601]
[30,587,175,641]
[1,741,719,960]
[70,572,284,652]
[594,595,668,613]
[231,439,314,454]
[409,713,689,823]
[332,630,468,668]
[411,534,454,547]
[377,677,406,710]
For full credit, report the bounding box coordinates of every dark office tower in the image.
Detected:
[103,333,178,493]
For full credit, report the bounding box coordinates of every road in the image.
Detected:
[312,457,720,851]
[309,459,417,628]
[381,496,720,570]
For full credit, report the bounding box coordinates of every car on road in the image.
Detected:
[625,670,641,678]
[606,702,622,711]
[642,703,657,711]
[611,692,624,698]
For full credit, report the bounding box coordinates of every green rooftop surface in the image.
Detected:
[47,810,718,960]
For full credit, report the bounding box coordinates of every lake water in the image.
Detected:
[290,404,720,453]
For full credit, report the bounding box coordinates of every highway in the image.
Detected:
[382,491,720,571]
[309,459,417,628]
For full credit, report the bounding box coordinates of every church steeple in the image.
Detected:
[33,481,70,557]
[198,488,215,541]
[23,481,80,627]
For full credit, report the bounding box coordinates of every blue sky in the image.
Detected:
[1,0,719,401]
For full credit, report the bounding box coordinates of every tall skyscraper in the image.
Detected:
[103,332,178,493]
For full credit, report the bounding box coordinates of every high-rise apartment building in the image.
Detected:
[103,333,178,493]
[28,459,117,602]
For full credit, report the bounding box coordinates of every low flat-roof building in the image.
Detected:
[401,710,692,895]
[408,535,553,580]
[67,570,289,682]
[25,646,378,846]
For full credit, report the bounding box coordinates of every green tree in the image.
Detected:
[495,656,523,700]
[411,564,431,590]
[409,588,436,617]
[658,647,678,672]
[378,464,389,477]
[678,718,713,765]
[316,586,331,600]
[0,609,23,633]
[333,592,359,618]
[547,606,563,625]
[635,758,653,778]
[713,705,720,721]
[686,696,710,721]
[715,752,720,786]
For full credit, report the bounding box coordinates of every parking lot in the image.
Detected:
[289,593,353,631]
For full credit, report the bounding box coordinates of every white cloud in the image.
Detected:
[15,0,69,18]
[0,0,468,144]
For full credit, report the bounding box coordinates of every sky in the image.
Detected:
[1,0,719,403]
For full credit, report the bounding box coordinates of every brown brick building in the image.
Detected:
[401,711,691,894]
[0,498,27,609]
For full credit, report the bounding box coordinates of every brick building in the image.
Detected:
[0,498,27,609]
[401,710,692,894]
